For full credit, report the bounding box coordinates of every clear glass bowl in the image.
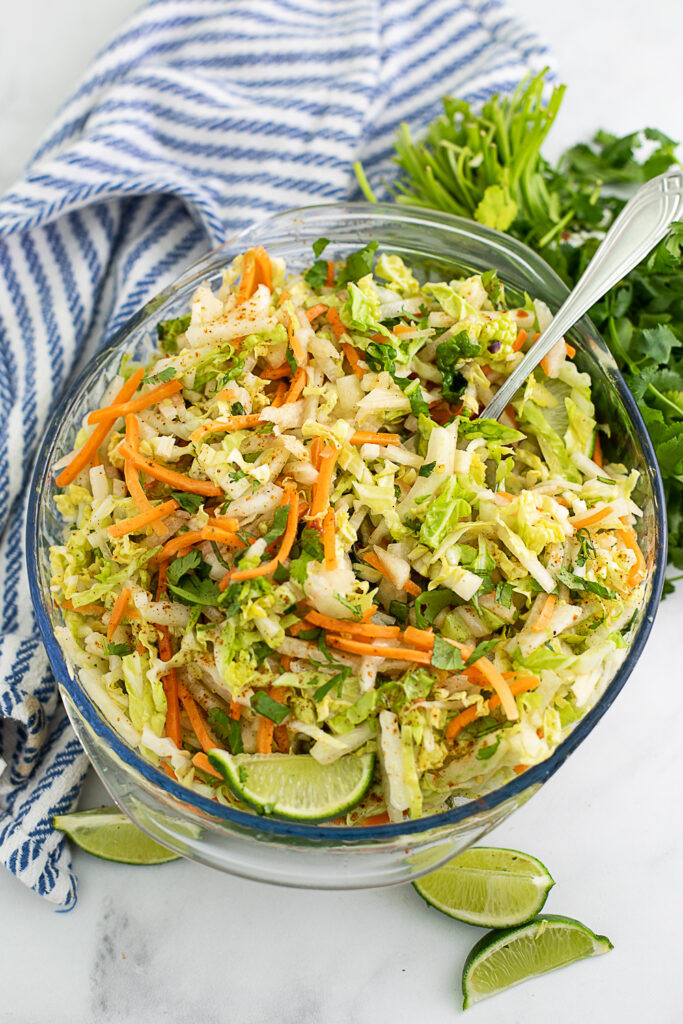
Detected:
[27,203,667,889]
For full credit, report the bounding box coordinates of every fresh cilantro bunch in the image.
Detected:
[356,70,683,580]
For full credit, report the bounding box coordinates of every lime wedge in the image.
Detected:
[413,846,554,927]
[53,807,180,865]
[208,751,374,821]
[462,914,613,1008]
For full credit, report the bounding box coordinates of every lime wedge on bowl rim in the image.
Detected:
[209,751,374,822]
[462,914,613,1009]
[53,807,180,864]
[413,846,554,928]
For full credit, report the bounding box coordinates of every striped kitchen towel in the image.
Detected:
[0,0,552,908]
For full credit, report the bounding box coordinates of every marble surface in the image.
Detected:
[1,1,682,1021]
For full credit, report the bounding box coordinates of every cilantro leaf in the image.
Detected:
[575,528,596,567]
[555,567,616,600]
[389,600,408,623]
[142,366,177,386]
[207,708,243,754]
[436,331,480,403]
[171,492,204,515]
[332,593,363,620]
[494,580,513,607]
[465,639,499,667]
[337,241,378,286]
[418,461,436,478]
[103,642,133,657]
[263,506,290,546]
[167,549,202,586]
[304,261,328,288]
[314,667,350,701]
[250,691,289,724]
[414,589,456,629]
[431,635,464,671]
[312,237,330,258]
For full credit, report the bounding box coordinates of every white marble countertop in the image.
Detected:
[1,2,682,1021]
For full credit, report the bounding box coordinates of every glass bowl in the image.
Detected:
[27,203,667,889]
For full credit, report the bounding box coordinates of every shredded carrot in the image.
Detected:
[60,599,106,615]
[569,504,615,529]
[56,367,145,487]
[327,636,432,664]
[325,260,334,287]
[229,698,242,721]
[125,412,139,450]
[153,526,243,563]
[532,593,557,633]
[121,416,167,530]
[275,487,300,562]
[209,515,240,531]
[237,247,271,303]
[533,332,541,341]
[281,654,292,671]
[88,377,183,425]
[221,558,277,587]
[565,342,576,358]
[260,362,290,380]
[513,329,528,352]
[118,442,223,495]
[466,658,519,721]
[349,432,401,446]
[341,343,365,378]
[310,436,322,471]
[513,764,528,775]
[285,366,307,404]
[361,605,378,622]
[286,311,306,365]
[393,323,413,336]
[107,498,178,538]
[177,682,216,754]
[190,414,262,442]
[361,812,392,826]
[306,303,327,322]
[362,551,421,597]
[192,752,223,780]
[618,522,647,587]
[325,306,346,340]
[322,507,336,570]
[271,381,287,407]
[309,446,339,518]
[592,432,603,468]
[445,675,540,742]
[107,588,132,642]
[305,609,400,639]
[273,723,290,753]
[289,620,311,636]
[402,626,434,651]
[256,685,286,754]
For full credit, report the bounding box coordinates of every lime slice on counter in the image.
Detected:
[53,807,180,865]
[462,914,613,1009]
[413,846,554,928]
[208,751,375,821]
[539,377,596,457]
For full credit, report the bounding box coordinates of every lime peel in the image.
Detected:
[52,807,180,865]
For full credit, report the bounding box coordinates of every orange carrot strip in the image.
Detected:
[322,507,336,570]
[513,329,528,352]
[361,812,392,826]
[192,752,223,780]
[190,414,262,442]
[106,588,132,642]
[592,432,603,468]
[306,303,327,322]
[565,342,576,358]
[310,436,322,471]
[285,366,307,404]
[532,593,556,633]
[56,368,145,487]
[618,522,647,587]
[237,250,257,303]
[569,504,615,529]
[281,654,292,671]
[60,600,106,615]
[275,487,300,562]
[118,441,222,495]
[309,447,339,518]
[326,306,346,340]
[445,675,540,742]
[289,620,311,636]
[257,715,275,754]
[107,498,178,538]
[272,381,288,407]
[253,247,272,291]
[260,362,291,380]
[466,657,518,721]
[177,682,216,754]
[153,527,243,563]
[360,604,378,622]
[123,459,167,538]
[341,343,365,378]
[403,579,422,597]
[327,636,433,664]
[220,558,277,588]
[325,260,334,287]
[88,378,183,424]
[402,626,434,651]
[305,610,400,639]
[349,432,401,446]
[229,699,242,721]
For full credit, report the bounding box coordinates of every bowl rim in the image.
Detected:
[27,201,668,842]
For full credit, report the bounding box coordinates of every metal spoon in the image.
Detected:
[479,168,683,422]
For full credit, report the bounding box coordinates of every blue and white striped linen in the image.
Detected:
[0,0,552,908]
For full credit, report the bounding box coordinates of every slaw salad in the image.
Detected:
[50,240,648,823]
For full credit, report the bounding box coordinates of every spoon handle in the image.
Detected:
[480,169,683,422]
